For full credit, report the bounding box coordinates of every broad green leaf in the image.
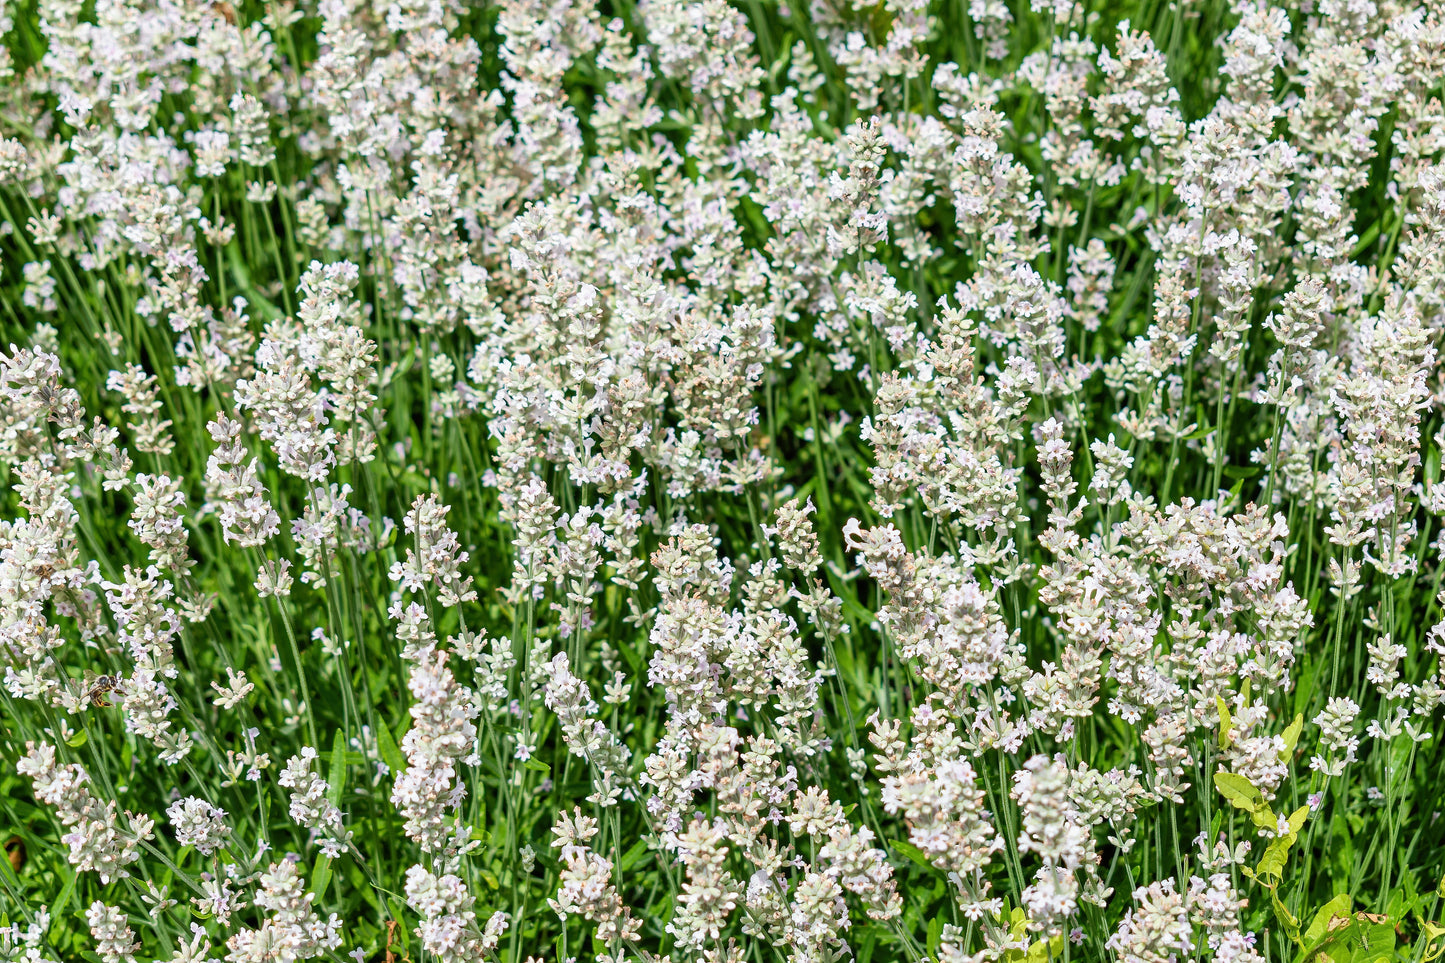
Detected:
[1280,714,1304,761]
[1302,914,1394,963]
[1258,812,1308,885]
[1214,772,1274,829]
[1258,836,1295,882]
[1302,893,1352,950]
[1218,697,1234,750]
[1024,934,1064,963]
[1355,915,1396,963]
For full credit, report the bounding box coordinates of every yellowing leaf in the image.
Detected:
[1280,714,1305,762]
[1214,771,1277,830]
[1271,887,1302,943]
[1303,894,1352,949]
[1215,771,1265,813]
[1025,934,1064,963]
[1287,804,1310,836]
[1258,833,1298,881]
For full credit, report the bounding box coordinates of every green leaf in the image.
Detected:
[1217,697,1233,750]
[311,855,332,902]
[1302,894,1352,951]
[1271,887,1302,944]
[1356,917,1397,963]
[1214,771,1273,830]
[377,721,405,775]
[1258,837,1294,882]
[65,729,87,748]
[386,899,411,954]
[1256,809,1307,882]
[1351,217,1384,258]
[522,757,551,773]
[1280,714,1304,762]
[227,245,285,321]
[766,41,793,81]
[327,731,347,809]
[619,838,650,873]
[889,838,938,873]
[1025,935,1064,963]
[926,915,943,961]
[50,866,77,929]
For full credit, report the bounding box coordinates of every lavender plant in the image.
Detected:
[1,0,1444,960]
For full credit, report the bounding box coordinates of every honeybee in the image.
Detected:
[211,0,238,24]
[84,673,122,708]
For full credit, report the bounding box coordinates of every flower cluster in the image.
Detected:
[4,0,1445,959]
